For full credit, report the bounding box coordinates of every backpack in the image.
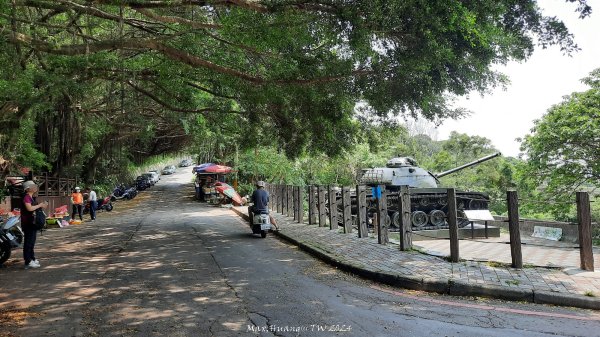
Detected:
[34,208,47,232]
[29,198,47,232]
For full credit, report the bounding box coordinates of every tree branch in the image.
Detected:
[184,80,237,99]
[17,0,162,34]
[5,30,373,85]
[133,8,221,29]
[126,80,214,114]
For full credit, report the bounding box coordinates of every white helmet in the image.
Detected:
[22,181,37,191]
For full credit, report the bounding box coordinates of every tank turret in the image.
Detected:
[360,152,501,189]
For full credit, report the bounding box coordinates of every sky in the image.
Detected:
[435,0,600,157]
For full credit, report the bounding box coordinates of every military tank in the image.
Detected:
[358,152,501,231]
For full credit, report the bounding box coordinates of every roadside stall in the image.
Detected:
[46,205,74,227]
[192,163,243,205]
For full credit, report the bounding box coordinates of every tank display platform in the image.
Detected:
[410,223,500,241]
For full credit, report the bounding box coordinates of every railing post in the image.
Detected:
[398,185,412,251]
[342,186,352,233]
[280,184,284,214]
[277,185,283,214]
[43,172,48,197]
[292,186,297,221]
[275,184,281,213]
[318,185,327,227]
[271,184,276,212]
[507,190,523,269]
[328,185,338,230]
[356,185,368,238]
[577,191,594,271]
[287,185,293,217]
[294,186,300,221]
[298,185,304,224]
[308,185,317,225]
[377,188,389,244]
[284,184,288,213]
[275,184,279,213]
[447,188,460,262]
[267,183,273,211]
[292,186,298,221]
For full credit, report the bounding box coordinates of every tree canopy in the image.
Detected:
[0,0,592,179]
[520,68,600,205]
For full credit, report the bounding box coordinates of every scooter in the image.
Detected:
[84,195,115,214]
[249,208,271,238]
[113,184,126,198]
[0,216,23,266]
[98,195,115,211]
[123,187,138,200]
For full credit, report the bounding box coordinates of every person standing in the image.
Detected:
[21,181,48,269]
[71,187,84,221]
[88,186,97,221]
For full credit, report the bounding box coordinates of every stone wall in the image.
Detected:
[489,216,598,243]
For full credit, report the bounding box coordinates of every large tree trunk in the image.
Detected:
[46,96,82,176]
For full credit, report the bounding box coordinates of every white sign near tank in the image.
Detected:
[532,226,562,241]
[463,210,495,221]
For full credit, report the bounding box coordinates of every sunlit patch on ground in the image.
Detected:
[0,307,44,332]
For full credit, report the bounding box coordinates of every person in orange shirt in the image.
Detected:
[70,187,84,221]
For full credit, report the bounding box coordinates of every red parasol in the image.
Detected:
[203,164,232,174]
[193,163,232,174]
[214,182,243,205]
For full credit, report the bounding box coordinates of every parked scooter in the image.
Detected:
[248,209,271,238]
[123,186,138,200]
[0,216,23,266]
[98,195,115,211]
[113,184,126,198]
[113,184,137,200]
[84,195,115,214]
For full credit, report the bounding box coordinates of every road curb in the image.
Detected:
[230,207,600,310]
[448,280,534,302]
[533,290,600,310]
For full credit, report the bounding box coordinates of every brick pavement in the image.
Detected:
[233,207,600,308]
[414,233,600,269]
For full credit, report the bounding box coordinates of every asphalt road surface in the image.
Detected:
[1,168,599,337]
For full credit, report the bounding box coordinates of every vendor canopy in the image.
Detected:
[193,163,232,174]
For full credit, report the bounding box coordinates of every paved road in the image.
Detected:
[1,168,600,337]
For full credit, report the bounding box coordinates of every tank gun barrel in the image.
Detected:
[435,152,501,178]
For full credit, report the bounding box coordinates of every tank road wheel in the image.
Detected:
[391,212,400,229]
[429,210,446,227]
[468,199,488,210]
[411,211,428,228]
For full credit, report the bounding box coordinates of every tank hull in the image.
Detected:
[387,188,490,231]
[342,187,490,231]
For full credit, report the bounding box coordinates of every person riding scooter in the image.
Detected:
[248,181,279,230]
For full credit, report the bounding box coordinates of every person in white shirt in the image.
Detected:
[88,187,98,221]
